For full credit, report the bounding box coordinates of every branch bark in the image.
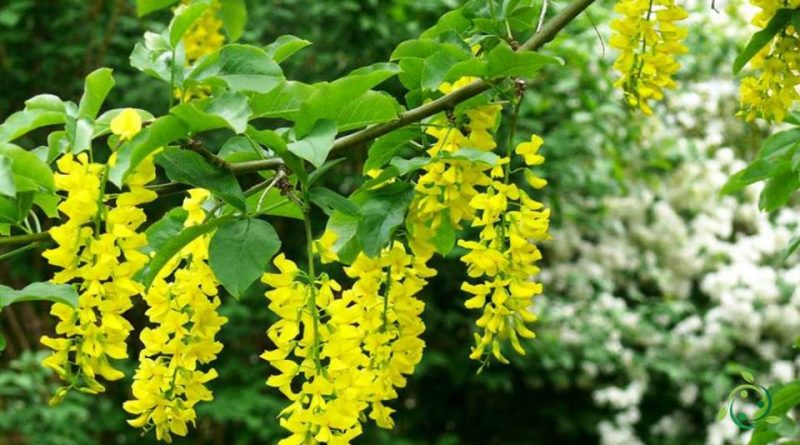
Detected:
[0,0,596,247]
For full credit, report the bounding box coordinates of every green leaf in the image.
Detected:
[748,381,800,445]
[357,182,414,257]
[309,187,361,217]
[0,332,5,353]
[156,147,247,211]
[169,0,213,47]
[264,35,312,63]
[721,159,788,195]
[0,282,78,308]
[742,370,756,384]
[420,9,471,39]
[171,91,252,134]
[734,9,792,74]
[0,192,33,224]
[391,39,444,60]
[67,118,94,154]
[145,208,189,254]
[136,0,179,16]
[758,128,800,160]
[246,126,307,184]
[784,232,800,260]
[77,68,115,120]
[249,81,316,121]
[246,188,302,220]
[188,44,284,93]
[33,192,58,218]
[143,216,233,289]
[288,119,337,168]
[389,156,430,176]
[0,156,15,197]
[443,147,500,165]
[109,115,190,187]
[295,63,401,136]
[130,38,174,83]
[422,46,471,92]
[209,217,281,298]
[334,91,402,132]
[759,170,799,212]
[324,211,362,264]
[487,42,560,78]
[219,135,262,163]
[219,0,247,42]
[716,404,728,422]
[0,143,55,193]
[0,108,65,143]
[25,94,66,113]
[431,215,456,255]
[364,127,418,173]
[444,58,489,82]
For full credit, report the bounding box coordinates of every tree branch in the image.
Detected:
[331,0,596,154]
[223,0,596,175]
[0,232,51,248]
[0,0,596,247]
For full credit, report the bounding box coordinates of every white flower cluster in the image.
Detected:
[535,4,799,444]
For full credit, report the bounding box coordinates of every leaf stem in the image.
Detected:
[0,242,45,261]
[94,166,109,234]
[381,262,392,332]
[302,191,323,375]
[169,47,177,109]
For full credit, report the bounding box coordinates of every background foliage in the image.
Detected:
[0,0,796,444]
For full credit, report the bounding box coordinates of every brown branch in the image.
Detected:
[0,0,596,247]
[330,0,596,155]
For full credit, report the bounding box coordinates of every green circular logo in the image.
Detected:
[726,383,772,430]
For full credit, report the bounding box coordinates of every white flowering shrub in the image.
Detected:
[531,6,800,441]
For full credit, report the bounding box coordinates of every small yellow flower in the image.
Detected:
[515,135,544,166]
[610,0,688,114]
[110,108,142,141]
[737,5,800,122]
[41,151,158,398]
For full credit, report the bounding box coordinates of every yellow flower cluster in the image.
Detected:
[459,135,550,364]
[342,242,435,429]
[261,238,434,444]
[182,0,225,63]
[125,189,228,443]
[407,77,504,258]
[610,0,688,115]
[739,0,800,122]
[41,110,157,400]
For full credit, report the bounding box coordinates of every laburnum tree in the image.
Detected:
[1,0,800,443]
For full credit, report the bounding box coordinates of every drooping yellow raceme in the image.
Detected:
[124,189,228,443]
[41,110,157,400]
[261,253,367,445]
[262,234,435,444]
[182,0,225,63]
[175,0,226,102]
[610,0,688,115]
[407,77,504,259]
[342,242,435,429]
[459,135,551,364]
[738,1,800,122]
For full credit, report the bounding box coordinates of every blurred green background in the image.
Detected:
[1,1,796,444]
